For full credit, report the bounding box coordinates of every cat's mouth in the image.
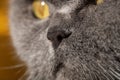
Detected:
[53,62,64,78]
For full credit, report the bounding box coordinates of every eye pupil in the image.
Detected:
[33,0,50,19]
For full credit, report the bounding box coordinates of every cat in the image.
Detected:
[9,0,120,80]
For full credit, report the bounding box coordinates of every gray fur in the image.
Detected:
[9,0,120,80]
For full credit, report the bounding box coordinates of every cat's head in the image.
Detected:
[10,0,120,80]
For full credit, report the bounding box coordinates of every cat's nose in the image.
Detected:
[47,27,72,49]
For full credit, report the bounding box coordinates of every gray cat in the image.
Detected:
[9,0,120,80]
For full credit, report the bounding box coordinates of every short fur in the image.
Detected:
[10,0,120,80]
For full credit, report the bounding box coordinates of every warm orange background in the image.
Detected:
[0,0,26,80]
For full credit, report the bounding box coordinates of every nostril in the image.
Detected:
[57,35,63,42]
[47,29,72,49]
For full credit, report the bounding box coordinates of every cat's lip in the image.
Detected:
[53,62,64,77]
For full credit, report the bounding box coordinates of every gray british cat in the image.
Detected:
[9,0,120,80]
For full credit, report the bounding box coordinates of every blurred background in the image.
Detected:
[0,0,26,80]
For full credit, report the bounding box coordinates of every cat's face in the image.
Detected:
[10,0,120,80]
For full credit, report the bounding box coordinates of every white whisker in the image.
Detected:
[109,68,120,79]
[16,67,26,75]
[18,70,28,80]
[0,63,26,70]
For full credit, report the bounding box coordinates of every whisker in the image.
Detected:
[109,68,120,79]
[18,70,29,80]
[98,64,115,80]
[0,63,26,70]
[16,67,26,75]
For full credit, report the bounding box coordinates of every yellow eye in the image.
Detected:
[96,0,104,5]
[33,0,50,19]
